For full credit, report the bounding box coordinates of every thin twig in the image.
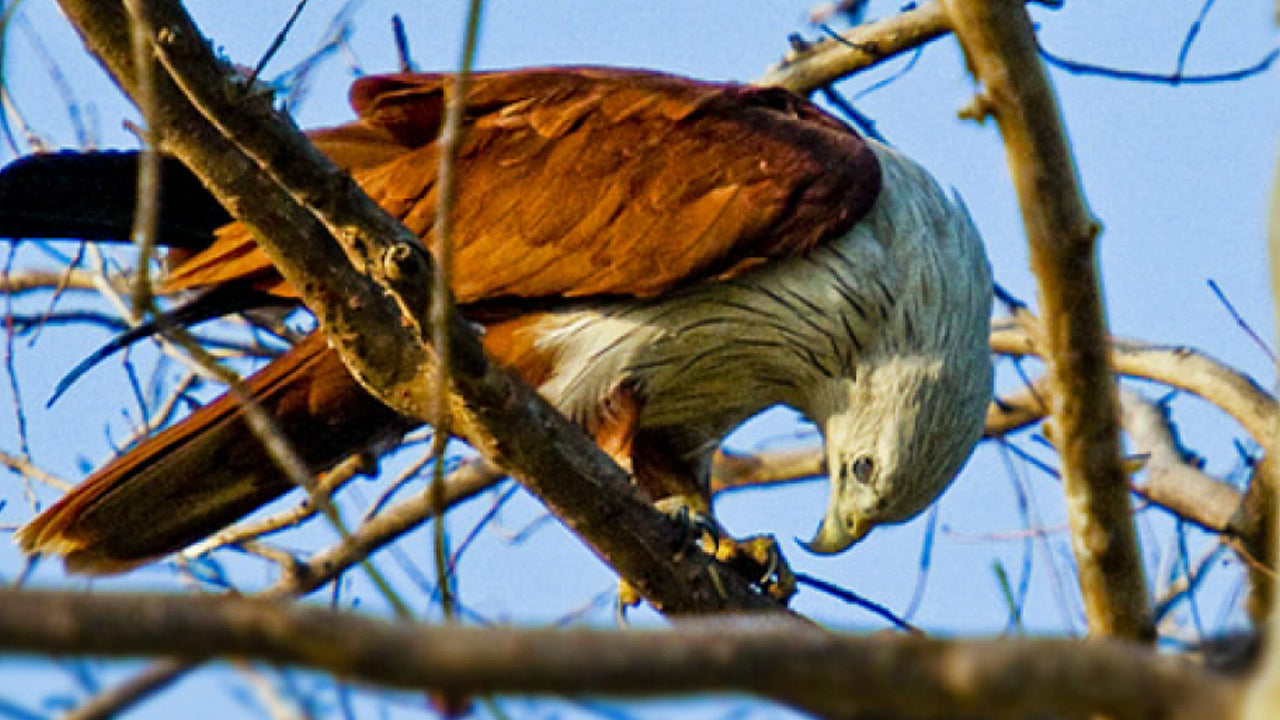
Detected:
[0,269,106,294]
[391,15,413,73]
[759,0,951,93]
[123,0,160,319]
[1208,279,1276,363]
[793,572,920,634]
[248,0,311,89]
[429,0,485,627]
[60,659,190,720]
[180,452,374,561]
[0,449,73,492]
[1174,0,1218,78]
[1039,44,1280,86]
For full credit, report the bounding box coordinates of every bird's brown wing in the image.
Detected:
[164,66,882,302]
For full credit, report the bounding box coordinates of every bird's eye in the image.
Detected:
[852,456,874,483]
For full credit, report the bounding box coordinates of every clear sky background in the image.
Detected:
[1,1,1278,718]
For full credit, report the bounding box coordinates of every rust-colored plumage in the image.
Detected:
[7,66,990,575]
[166,68,879,300]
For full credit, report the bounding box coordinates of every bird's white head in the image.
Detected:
[789,141,992,554]
[804,351,992,554]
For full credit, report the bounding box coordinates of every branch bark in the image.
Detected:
[943,0,1152,640]
[0,589,1241,720]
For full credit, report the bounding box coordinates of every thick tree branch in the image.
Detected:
[0,590,1241,720]
[943,0,1152,640]
[53,0,779,613]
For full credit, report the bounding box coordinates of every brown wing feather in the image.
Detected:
[164,66,880,304]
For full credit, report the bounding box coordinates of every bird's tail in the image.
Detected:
[0,151,229,247]
[16,332,412,574]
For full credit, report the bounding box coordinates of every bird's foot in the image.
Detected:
[711,533,796,604]
[616,494,795,613]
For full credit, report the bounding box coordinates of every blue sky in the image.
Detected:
[2,1,1278,717]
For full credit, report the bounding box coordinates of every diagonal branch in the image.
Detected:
[942,0,1152,640]
[53,0,780,614]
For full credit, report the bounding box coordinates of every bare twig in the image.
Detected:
[1039,44,1280,86]
[1208,279,1276,363]
[428,0,485,627]
[758,0,951,94]
[391,15,413,73]
[247,0,311,89]
[60,659,190,720]
[793,572,920,633]
[1174,0,1218,77]
[259,458,506,600]
[0,269,103,294]
[180,452,374,561]
[710,447,823,493]
[983,375,1050,438]
[123,0,161,319]
[0,450,73,492]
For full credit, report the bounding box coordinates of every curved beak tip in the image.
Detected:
[798,537,843,556]
[799,516,870,556]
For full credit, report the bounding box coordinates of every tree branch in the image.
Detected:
[943,0,1152,640]
[0,269,103,294]
[0,589,1241,720]
[758,0,952,94]
[1119,389,1243,534]
[991,316,1277,448]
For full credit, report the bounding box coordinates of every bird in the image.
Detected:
[3,66,992,577]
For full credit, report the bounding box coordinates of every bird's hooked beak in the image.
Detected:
[801,505,871,555]
[801,427,877,554]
